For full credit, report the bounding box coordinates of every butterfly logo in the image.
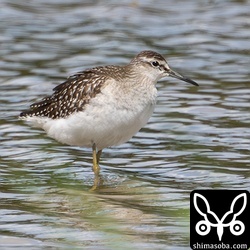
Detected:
[193,193,247,241]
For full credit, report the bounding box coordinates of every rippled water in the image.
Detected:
[1,0,250,249]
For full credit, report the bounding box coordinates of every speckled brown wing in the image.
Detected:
[20,67,110,119]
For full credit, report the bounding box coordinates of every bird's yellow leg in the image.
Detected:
[90,144,102,191]
[92,143,100,176]
[97,150,102,164]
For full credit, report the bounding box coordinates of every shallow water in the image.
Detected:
[1,0,250,249]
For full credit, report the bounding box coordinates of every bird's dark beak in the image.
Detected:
[168,68,199,86]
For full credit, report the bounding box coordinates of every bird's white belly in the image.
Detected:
[38,87,157,149]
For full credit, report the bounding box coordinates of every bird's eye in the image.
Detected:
[151,61,160,67]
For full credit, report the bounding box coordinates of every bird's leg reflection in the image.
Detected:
[90,174,103,191]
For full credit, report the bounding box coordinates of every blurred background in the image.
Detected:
[0,0,249,249]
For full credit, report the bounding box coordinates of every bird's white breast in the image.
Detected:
[26,80,158,150]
